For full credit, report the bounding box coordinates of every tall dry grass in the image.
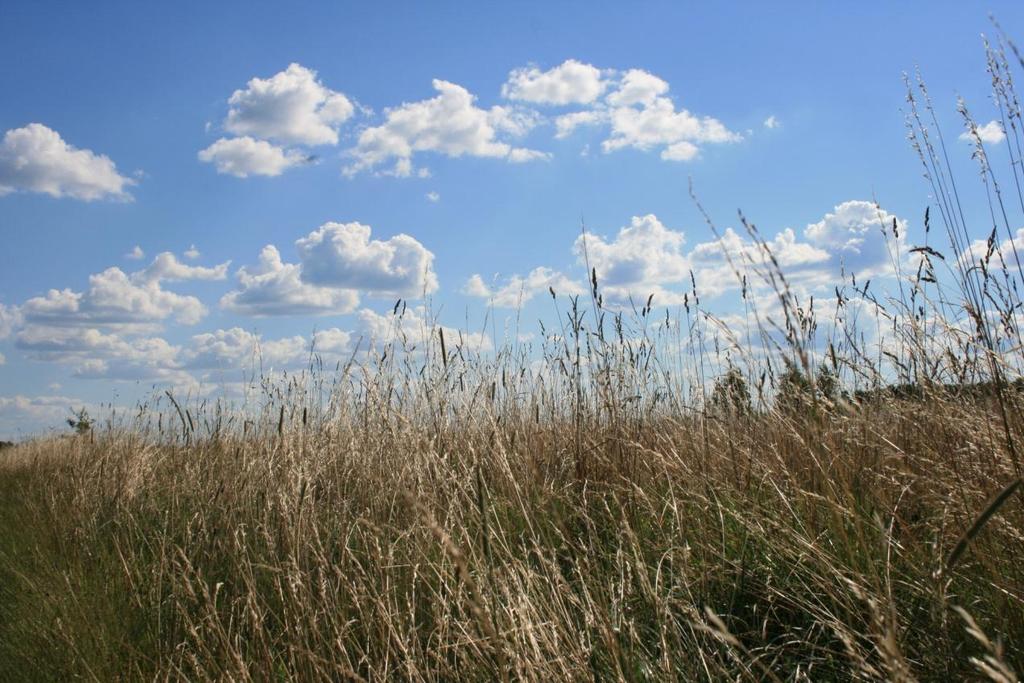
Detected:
[3,25,1024,683]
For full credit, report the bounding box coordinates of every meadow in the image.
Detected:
[2,33,1024,683]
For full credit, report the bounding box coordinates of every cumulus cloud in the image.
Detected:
[344,80,547,176]
[554,110,606,139]
[185,327,303,370]
[602,94,741,159]
[199,136,309,177]
[200,64,357,179]
[136,252,229,283]
[224,63,355,146]
[221,222,438,317]
[125,245,145,260]
[15,326,186,382]
[11,320,358,386]
[220,245,360,317]
[23,269,208,327]
[962,226,1024,265]
[11,315,361,387]
[575,214,691,305]
[0,304,21,339]
[682,201,901,297]
[21,252,229,329]
[470,202,904,310]
[690,227,828,270]
[605,69,669,107]
[464,267,584,308]
[960,119,1005,145]
[763,115,780,129]
[688,227,831,295]
[184,245,200,260]
[426,191,440,203]
[505,60,740,162]
[801,200,903,277]
[354,306,491,352]
[296,222,438,297]
[184,326,353,371]
[502,59,610,105]
[0,123,134,201]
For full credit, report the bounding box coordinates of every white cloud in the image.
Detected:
[802,200,903,277]
[137,252,229,283]
[184,245,201,260]
[508,148,552,163]
[224,63,355,146]
[684,201,901,296]
[575,214,691,305]
[763,115,779,129]
[23,269,206,327]
[13,316,361,387]
[21,252,229,329]
[311,327,354,357]
[502,59,610,105]
[508,62,740,162]
[185,327,301,370]
[554,110,606,139]
[296,222,439,297]
[12,317,359,387]
[464,267,584,308]
[488,105,543,137]
[220,245,359,317]
[184,326,354,372]
[344,80,547,176]
[0,304,21,339]
[688,227,831,295]
[15,326,186,382]
[426,191,440,203]
[354,306,491,353]
[0,123,134,201]
[125,245,145,260]
[602,94,741,159]
[962,226,1024,265]
[960,119,1005,145]
[691,227,829,269]
[480,202,904,310]
[199,137,309,177]
[605,69,669,107]
[221,222,438,317]
[463,274,491,299]
[660,141,700,161]
[0,352,5,366]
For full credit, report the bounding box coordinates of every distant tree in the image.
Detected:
[67,408,93,435]
[775,361,812,413]
[776,362,845,414]
[815,365,841,403]
[710,366,752,417]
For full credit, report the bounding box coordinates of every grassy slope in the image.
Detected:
[0,390,1020,681]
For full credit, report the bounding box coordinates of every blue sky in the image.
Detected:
[2,1,1023,437]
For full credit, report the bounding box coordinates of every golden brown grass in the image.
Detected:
[0,361,1022,680]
